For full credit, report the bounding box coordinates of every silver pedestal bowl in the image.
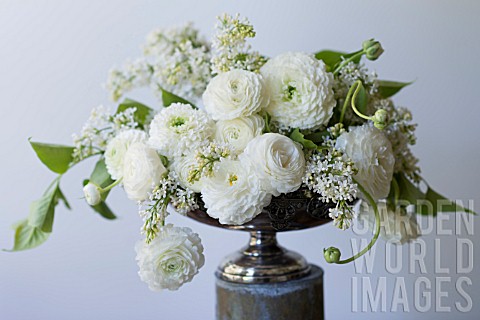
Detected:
[187,189,333,284]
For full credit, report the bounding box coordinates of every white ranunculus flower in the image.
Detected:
[214,115,264,154]
[202,159,272,225]
[148,103,214,159]
[335,124,395,201]
[122,142,167,201]
[202,69,266,120]
[83,182,102,206]
[170,155,204,193]
[261,52,336,129]
[135,224,205,291]
[357,201,420,244]
[104,129,148,180]
[241,133,305,196]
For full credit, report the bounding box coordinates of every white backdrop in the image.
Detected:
[0,0,479,319]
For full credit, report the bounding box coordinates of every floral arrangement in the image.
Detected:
[9,14,474,291]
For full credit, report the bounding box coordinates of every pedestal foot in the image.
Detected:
[216,264,324,320]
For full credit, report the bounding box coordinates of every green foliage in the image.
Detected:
[289,128,318,149]
[392,173,476,215]
[89,159,114,189]
[160,88,197,108]
[116,98,153,128]
[395,173,425,205]
[9,220,50,251]
[314,49,362,71]
[84,159,117,220]
[354,82,368,114]
[304,130,329,144]
[376,80,412,98]
[29,139,74,174]
[8,176,70,251]
[89,201,117,220]
[417,186,476,216]
[263,112,272,133]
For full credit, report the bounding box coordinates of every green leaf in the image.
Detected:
[290,128,318,149]
[263,112,272,133]
[90,202,117,220]
[314,50,362,71]
[387,176,400,209]
[160,88,196,108]
[89,159,114,188]
[55,187,71,210]
[27,177,69,233]
[7,220,50,252]
[84,159,117,219]
[7,177,70,251]
[116,98,153,128]
[304,130,329,143]
[159,155,169,168]
[377,80,413,99]
[417,186,476,215]
[395,173,425,205]
[354,82,368,114]
[29,139,74,174]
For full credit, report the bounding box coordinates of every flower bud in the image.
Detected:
[362,39,384,61]
[324,247,341,264]
[83,182,102,206]
[372,109,388,130]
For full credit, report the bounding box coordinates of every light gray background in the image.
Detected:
[0,0,479,319]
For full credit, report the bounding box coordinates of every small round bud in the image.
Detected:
[372,109,388,130]
[362,39,384,61]
[83,182,102,206]
[324,247,341,264]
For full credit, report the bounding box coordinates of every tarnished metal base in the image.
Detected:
[216,264,324,320]
[216,231,310,283]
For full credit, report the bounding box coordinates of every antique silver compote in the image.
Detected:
[187,189,333,284]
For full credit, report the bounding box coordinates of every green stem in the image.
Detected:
[336,179,381,264]
[101,178,123,193]
[333,50,364,75]
[350,80,372,121]
[339,82,357,123]
[391,177,400,206]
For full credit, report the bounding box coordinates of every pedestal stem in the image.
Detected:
[216,230,311,284]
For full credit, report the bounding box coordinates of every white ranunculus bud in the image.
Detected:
[335,124,395,201]
[202,159,272,225]
[83,182,102,206]
[135,224,205,291]
[122,142,167,201]
[260,52,336,129]
[104,129,148,180]
[214,115,264,154]
[357,201,420,244]
[241,133,305,196]
[202,69,266,121]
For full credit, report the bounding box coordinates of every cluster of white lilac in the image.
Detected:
[105,59,151,102]
[374,99,420,182]
[72,105,138,162]
[210,13,266,74]
[139,172,198,244]
[106,22,212,103]
[187,142,233,183]
[303,127,359,230]
[335,61,378,97]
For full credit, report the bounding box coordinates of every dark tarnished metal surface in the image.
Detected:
[185,189,334,284]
